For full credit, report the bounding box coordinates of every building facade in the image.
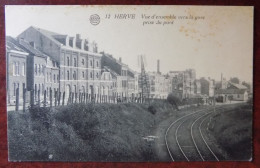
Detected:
[199,77,215,97]
[168,69,197,99]
[6,36,28,105]
[17,26,102,101]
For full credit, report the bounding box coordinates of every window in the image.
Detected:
[74,58,77,67]
[90,60,93,67]
[90,72,93,79]
[42,65,44,74]
[13,62,15,76]
[14,62,20,76]
[96,61,99,67]
[57,74,59,82]
[82,59,85,65]
[39,65,41,75]
[50,73,52,82]
[73,71,76,80]
[17,62,20,75]
[54,74,56,83]
[82,71,85,78]
[35,64,37,75]
[96,72,99,79]
[22,63,25,76]
[67,71,70,80]
[13,83,16,96]
[74,85,77,93]
[13,62,19,76]
[42,84,44,95]
[67,57,70,66]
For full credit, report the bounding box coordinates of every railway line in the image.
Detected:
[164,105,236,161]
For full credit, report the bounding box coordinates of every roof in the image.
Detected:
[102,52,128,67]
[7,35,47,58]
[29,26,102,57]
[6,36,27,54]
[103,66,119,78]
[19,39,47,58]
[228,82,247,89]
[30,26,64,46]
[216,89,247,94]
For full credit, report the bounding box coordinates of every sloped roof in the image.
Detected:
[216,89,247,94]
[103,66,119,78]
[30,26,102,56]
[19,39,47,58]
[228,82,247,89]
[31,26,64,46]
[7,35,47,58]
[6,36,27,53]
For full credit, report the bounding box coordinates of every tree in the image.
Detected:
[242,81,251,91]
[230,77,240,84]
[167,93,180,111]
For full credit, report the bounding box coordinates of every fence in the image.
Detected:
[14,87,156,112]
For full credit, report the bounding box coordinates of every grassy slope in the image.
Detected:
[8,101,176,162]
[207,104,253,161]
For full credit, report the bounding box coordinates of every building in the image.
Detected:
[215,81,249,102]
[101,53,135,99]
[17,26,102,100]
[215,89,248,102]
[168,69,197,99]
[45,56,60,99]
[194,79,201,95]
[17,38,48,103]
[100,71,113,102]
[199,77,215,97]
[147,72,171,99]
[6,36,29,105]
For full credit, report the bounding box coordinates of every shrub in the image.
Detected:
[148,105,157,115]
[167,93,180,110]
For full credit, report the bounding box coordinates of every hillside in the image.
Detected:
[8,101,178,161]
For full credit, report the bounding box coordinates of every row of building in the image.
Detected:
[6,26,250,105]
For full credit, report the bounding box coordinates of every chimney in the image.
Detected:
[84,40,89,51]
[65,36,69,46]
[157,59,160,74]
[119,57,122,62]
[81,39,85,50]
[69,37,76,48]
[76,34,81,41]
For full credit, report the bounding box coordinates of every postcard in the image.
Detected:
[5,5,253,162]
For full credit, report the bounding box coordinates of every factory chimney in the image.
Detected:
[157,59,160,74]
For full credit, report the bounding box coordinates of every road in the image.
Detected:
[154,104,239,161]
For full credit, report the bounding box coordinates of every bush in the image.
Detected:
[167,93,180,110]
[148,105,157,115]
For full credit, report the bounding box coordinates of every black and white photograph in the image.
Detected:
[5,5,253,162]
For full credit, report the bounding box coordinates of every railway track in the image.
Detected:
[165,105,236,161]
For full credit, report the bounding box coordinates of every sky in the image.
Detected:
[5,5,253,82]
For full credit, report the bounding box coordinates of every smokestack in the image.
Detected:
[157,59,160,74]
[76,34,81,41]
